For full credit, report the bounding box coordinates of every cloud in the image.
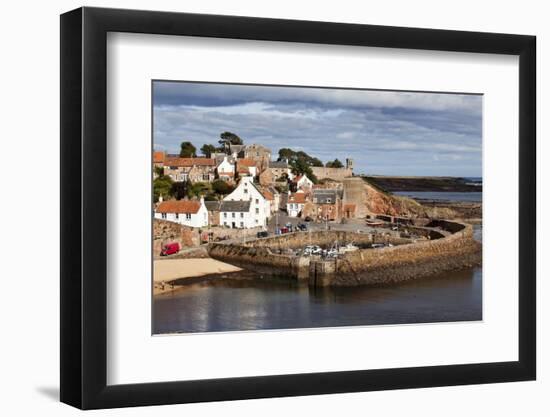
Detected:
[153,81,482,176]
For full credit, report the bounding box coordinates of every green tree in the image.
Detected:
[171,181,190,200]
[154,166,164,177]
[326,158,344,168]
[153,175,174,202]
[200,144,217,158]
[278,148,323,167]
[187,182,211,198]
[179,141,196,157]
[278,148,295,161]
[218,131,243,148]
[291,158,318,184]
[211,179,234,195]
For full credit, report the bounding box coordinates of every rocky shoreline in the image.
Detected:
[364,175,482,193]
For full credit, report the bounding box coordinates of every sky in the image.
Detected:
[153,81,482,177]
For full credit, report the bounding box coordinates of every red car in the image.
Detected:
[160,242,180,256]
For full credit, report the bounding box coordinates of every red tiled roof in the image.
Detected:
[153,151,165,163]
[262,190,274,201]
[156,200,201,214]
[164,157,216,167]
[288,193,307,204]
[238,158,256,167]
[237,166,251,174]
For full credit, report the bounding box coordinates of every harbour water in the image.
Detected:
[153,225,482,334]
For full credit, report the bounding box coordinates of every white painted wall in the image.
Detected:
[220,208,255,228]
[216,156,235,177]
[296,174,313,190]
[224,176,270,227]
[154,199,209,227]
[286,202,304,217]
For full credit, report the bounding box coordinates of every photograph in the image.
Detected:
[151,81,483,334]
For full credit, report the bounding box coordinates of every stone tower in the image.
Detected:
[346,158,354,170]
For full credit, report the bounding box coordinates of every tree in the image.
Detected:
[218,131,243,148]
[179,141,196,157]
[278,148,323,167]
[211,179,234,195]
[171,181,190,200]
[153,175,174,202]
[278,148,295,161]
[326,158,344,168]
[200,144,217,158]
[187,182,211,198]
[154,166,164,177]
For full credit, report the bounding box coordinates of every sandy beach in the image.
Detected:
[154,258,243,295]
[154,258,242,283]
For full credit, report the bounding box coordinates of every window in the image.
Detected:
[161,213,167,219]
[240,222,244,228]
[223,213,227,218]
[232,212,236,218]
[255,219,258,224]
[175,213,179,219]
[255,208,259,214]
[327,198,332,203]
[255,199,259,204]
[240,213,244,218]
[186,213,191,220]
[244,188,248,194]
[203,174,210,181]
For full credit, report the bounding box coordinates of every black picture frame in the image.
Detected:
[60,6,536,410]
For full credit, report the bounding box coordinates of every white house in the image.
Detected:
[219,200,254,229]
[216,156,235,182]
[293,174,314,191]
[155,197,208,228]
[224,176,269,227]
[286,192,307,217]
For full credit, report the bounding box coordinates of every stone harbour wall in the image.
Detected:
[208,220,481,287]
[332,225,480,286]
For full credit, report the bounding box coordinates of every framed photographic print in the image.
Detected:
[60,7,536,409]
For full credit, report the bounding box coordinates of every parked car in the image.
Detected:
[280,227,289,234]
[257,231,269,238]
[296,223,308,231]
[285,223,294,232]
[160,242,180,256]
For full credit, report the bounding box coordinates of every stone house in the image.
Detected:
[154,197,209,228]
[302,189,343,222]
[243,144,271,171]
[153,151,165,169]
[236,158,258,177]
[267,160,292,182]
[163,157,216,183]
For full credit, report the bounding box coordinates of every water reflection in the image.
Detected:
[153,267,482,334]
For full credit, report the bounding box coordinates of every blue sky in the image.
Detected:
[153,81,482,177]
